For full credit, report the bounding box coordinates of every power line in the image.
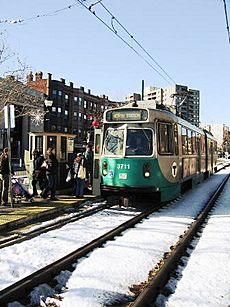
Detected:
[75,0,176,85]
[1,0,176,84]
[0,2,79,24]
[223,0,230,44]
[98,1,176,84]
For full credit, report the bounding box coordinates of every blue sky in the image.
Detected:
[1,0,230,126]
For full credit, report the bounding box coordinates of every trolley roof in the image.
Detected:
[103,101,216,140]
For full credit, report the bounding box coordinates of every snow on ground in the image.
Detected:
[55,170,230,307]
[157,172,230,307]
[0,205,140,291]
[2,169,230,306]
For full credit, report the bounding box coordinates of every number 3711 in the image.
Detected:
[117,164,130,170]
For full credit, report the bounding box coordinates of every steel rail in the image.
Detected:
[0,198,106,249]
[0,203,163,305]
[131,173,230,307]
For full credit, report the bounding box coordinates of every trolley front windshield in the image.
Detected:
[103,127,153,156]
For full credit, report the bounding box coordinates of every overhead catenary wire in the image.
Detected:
[0,2,79,24]
[98,1,176,84]
[75,0,175,85]
[1,0,175,84]
[222,0,230,44]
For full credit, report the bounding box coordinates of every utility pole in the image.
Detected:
[141,80,144,100]
[4,104,15,208]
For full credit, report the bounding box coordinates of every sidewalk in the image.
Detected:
[0,194,97,233]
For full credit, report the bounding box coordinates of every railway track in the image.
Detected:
[0,203,164,306]
[0,199,107,249]
[130,172,230,307]
[0,169,229,306]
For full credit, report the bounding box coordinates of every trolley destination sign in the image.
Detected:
[105,108,148,122]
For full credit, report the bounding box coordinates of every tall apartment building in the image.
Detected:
[125,84,200,127]
[27,71,116,146]
[163,84,200,127]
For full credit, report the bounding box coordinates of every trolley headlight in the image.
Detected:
[102,161,108,176]
[143,162,151,178]
[102,169,108,176]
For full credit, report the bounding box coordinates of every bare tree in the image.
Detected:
[0,40,44,128]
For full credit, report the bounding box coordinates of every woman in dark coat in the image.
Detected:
[0,148,10,206]
[31,149,46,196]
[41,147,59,201]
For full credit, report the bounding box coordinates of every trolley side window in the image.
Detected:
[200,134,206,155]
[158,122,174,155]
[181,127,188,155]
[182,127,199,155]
[187,130,192,155]
[174,124,179,155]
[191,131,197,154]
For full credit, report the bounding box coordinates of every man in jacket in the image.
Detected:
[41,147,59,201]
[0,147,10,206]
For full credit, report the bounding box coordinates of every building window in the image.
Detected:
[58,90,62,97]
[47,136,57,149]
[60,136,67,160]
[35,136,43,153]
[52,107,56,112]
[73,111,77,117]
[64,127,68,133]
[58,107,62,113]
[65,94,69,100]
[74,96,78,102]
[52,89,57,97]
[65,110,68,116]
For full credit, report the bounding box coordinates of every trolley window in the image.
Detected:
[187,130,192,155]
[181,127,188,155]
[174,124,179,155]
[103,127,153,156]
[103,128,124,156]
[158,122,174,154]
[191,131,197,154]
[201,134,205,154]
[125,128,153,156]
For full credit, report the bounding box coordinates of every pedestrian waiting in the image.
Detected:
[72,153,87,198]
[40,147,59,201]
[84,144,94,188]
[31,149,47,197]
[0,147,12,206]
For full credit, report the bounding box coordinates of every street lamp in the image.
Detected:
[44,96,53,108]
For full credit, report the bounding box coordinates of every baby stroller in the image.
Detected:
[12,177,33,204]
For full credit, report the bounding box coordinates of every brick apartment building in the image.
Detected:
[27,71,116,148]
